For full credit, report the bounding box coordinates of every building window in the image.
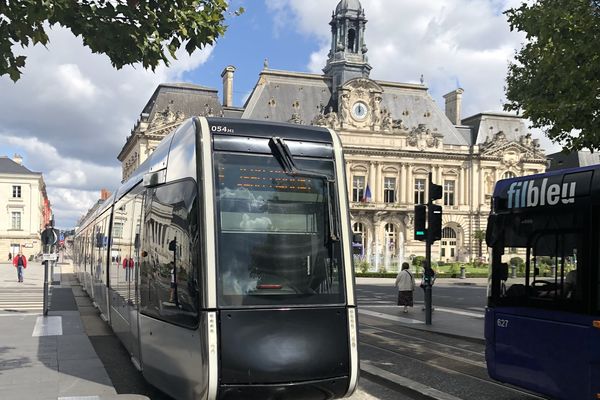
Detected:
[384,223,397,256]
[353,222,366,256]
[441,227,457,261]
[503,171,516,179]
[352,175,365,202]
[112,222,124,239]
[384,177,396,203]
[443,180,455,206]
[414,178,425,204]
[11,212,21,230]
[12,185,21,198]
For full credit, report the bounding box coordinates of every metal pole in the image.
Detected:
[425,237,432,325]
[425,172,433,325]
[43,244,49,316]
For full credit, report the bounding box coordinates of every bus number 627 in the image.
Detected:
[497,319,509,328]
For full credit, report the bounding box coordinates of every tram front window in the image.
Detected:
[215,152,344,307]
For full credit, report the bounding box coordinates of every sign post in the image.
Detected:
[41,226,58,316]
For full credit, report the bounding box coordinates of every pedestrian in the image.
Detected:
[394,262,415,313]
[8,252,11,261]
[12,251,27,283]
[420,260,436,311]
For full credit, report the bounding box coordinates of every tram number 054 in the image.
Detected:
[497,319,509,328]
[211,125,234,133]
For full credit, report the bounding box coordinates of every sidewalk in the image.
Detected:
[0,260,147,400]
[357,276,486,342]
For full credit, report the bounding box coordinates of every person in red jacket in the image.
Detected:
[12,250,27,283]
[122,256,134,281]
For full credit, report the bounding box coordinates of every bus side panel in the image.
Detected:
[484,308,496,378]
[493,311,590,400]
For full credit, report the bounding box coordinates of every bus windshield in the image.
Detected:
[214,152,344,307]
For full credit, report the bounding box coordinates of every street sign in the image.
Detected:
[41,228,58,246]
[42,253,58,261]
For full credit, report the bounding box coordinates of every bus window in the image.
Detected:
[494,230,584,311]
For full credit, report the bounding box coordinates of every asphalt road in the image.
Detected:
[357,281,488,311]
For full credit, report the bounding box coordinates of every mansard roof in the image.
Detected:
[462,111,528,145]
[0,157,39,175]
[141,83,222,121]
[242,69,469,146]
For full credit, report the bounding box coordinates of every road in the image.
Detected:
[356,278,548,400]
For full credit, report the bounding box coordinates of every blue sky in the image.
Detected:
[0,0,558,228]
[182,0,322,107]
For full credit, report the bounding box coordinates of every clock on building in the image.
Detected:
[351,101,369,120]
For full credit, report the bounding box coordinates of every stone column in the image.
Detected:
[407,165,413,204]
[460,167,465,206]
[396,168,401,204]
[400,164,407,204]
[375,162,382,203]
[369,161,376,201]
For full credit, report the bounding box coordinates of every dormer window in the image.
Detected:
[347,29,356,52]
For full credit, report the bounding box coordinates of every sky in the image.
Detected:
[0,0,560,229]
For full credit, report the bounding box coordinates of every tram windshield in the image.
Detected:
[214,152,344,307]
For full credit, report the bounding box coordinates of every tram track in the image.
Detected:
[358,320,548,400]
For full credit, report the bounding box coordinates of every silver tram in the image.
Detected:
[73,117,359,399]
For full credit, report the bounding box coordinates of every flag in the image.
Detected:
[362,184,372,202]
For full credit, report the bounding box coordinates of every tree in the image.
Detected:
[504,0,600,151]
[0,1,244,82]
[473,229,486,259]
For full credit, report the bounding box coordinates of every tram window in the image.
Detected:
[214,153,344,307]
[140,180,199,328]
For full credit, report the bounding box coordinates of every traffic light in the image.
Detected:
[428,204,442,242]
[414,204,427,241]
[429,181,443,202]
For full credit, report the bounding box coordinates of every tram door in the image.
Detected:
[129,191,145,368]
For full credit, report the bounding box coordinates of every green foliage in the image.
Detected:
[357,260,371,274]
[448,263,459,277]
[504,0,600,151]
[0,1,244,81]
[412,256,425,267]
[473,229,486,257]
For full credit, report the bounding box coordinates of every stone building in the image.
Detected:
[0,155,51,259]
[118,0,547,269]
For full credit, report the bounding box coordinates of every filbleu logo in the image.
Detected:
[507,178,576,209]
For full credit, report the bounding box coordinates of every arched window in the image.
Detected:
[384,223,397,255]
[347,29,356,52]
[442,227,456,239]
[503,171,516,179]
[440,227,457,261]
[353,222,366,256]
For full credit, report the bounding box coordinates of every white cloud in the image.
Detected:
[0,26,213,228]
[269,1,526,117]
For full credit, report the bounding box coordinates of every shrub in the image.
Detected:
[412,256,425,268]
[357,260,371,274]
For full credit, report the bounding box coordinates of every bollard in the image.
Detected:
[460,266,466,279]
[511,265,517,279]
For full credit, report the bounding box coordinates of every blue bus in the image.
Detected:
[485,165,600,400]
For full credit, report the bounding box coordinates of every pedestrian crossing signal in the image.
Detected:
[414,204,427,241]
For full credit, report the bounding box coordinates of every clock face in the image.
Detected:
[352,101,369,120]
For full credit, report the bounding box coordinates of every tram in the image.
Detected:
[485,165,600,399]
[73,117,359,400]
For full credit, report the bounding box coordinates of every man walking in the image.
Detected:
[12,251,27,282]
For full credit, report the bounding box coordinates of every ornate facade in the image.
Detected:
[118,0,547,270]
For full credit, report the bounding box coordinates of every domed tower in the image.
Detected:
[323,0,372,92]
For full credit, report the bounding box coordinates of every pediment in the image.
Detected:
[341,77,383,93]
[480,131,546,161]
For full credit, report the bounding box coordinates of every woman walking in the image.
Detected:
[394,262,415,313]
